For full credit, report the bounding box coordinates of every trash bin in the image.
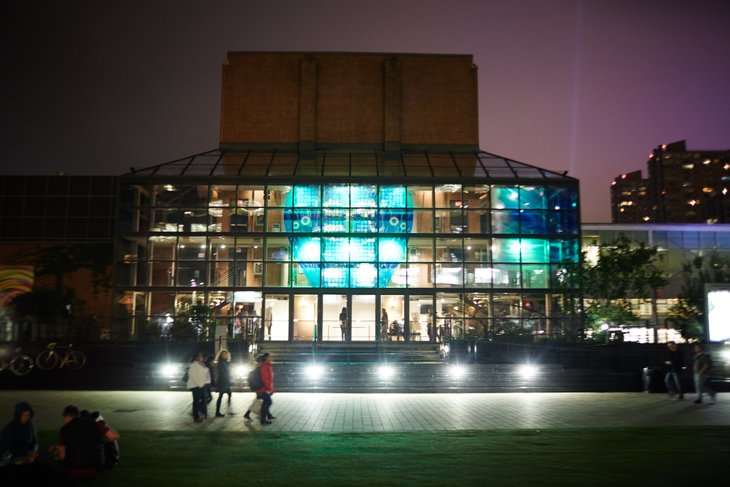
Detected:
[642,366,664,393]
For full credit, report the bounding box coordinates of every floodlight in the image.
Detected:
[377,365,396,380]
[304,364,325,380]
[160,363,180,378]
[234,364,249,379]
[449,364,467,379]
[518,364,539,380]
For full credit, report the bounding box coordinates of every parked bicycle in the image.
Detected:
[35,343,86,371]
[0,347,34,376]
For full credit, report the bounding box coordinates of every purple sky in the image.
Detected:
[2,0,729,222]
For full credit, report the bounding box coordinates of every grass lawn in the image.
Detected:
[39,427,730,486]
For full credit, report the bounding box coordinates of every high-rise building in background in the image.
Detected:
[611,140,730,224]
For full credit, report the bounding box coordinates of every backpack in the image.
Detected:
[248,366,263,391]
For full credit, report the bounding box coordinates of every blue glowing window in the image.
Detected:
[322,208,348,233]
[292,185,321,207]
[322,264,348,288]
[379,185,407,207]
[519,186,547,209]
[324,185,349,207]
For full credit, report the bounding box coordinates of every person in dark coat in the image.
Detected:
[215,350,233,417]
[663,341,684,400]
[0,401,38,467]
[1,402,65,484]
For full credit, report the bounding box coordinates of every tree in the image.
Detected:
[562,235,668,339]
[7,243,113,341]
[9,288,79,341]
[668,250,730,340]
[168,304,215,341]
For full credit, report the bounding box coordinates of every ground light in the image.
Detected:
[377,364,396,380]
[448,364,467,379]
[304,364,325,380]
[160,363,181,378]
[233,364,249,379]
[518,364,539,380]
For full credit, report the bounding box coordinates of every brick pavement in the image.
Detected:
[1,391,727,433]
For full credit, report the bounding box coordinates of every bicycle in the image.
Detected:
[0,348,34,376]
[35,343,87,371]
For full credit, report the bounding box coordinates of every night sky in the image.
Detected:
[2,0,729,222]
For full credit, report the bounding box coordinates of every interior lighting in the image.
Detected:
[377,365,396,380]
[517,364,539,380]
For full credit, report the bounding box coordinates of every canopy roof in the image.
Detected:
[125,149,575,182]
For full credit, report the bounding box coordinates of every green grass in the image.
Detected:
[39,427,730,486]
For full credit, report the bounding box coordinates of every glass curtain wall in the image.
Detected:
[114,180,579,340]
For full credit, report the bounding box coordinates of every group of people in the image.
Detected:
[663,341,718,403]
[186,350,276,426]
[185,350,234,422]
[0,401,120,484]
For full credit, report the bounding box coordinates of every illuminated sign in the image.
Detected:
[706,285,730,342]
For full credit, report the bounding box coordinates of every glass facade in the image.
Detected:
[114,150,580,341]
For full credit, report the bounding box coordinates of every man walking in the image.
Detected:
[664,341,684,400]
[692,343,717,404]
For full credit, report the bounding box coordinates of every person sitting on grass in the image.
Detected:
[52,405,118,480]
[0,401,38,468]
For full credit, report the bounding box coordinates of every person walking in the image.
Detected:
[186,353,211,422]
[664,341,684,400]
[244,353,276,425]
[204,355,215,403]
[214,350,233,417]
[692,343,717,404]
[339,307,348,341]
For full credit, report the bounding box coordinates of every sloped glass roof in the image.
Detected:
[125,149,575,181]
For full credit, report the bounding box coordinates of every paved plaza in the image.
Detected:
[1,391,727,433]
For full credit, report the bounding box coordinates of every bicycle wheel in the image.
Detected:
[65,350,86,371]
[36,350,59,370]
[10,355,34,376]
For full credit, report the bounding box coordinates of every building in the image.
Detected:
[112,52,581,342]
[611,140,730,224]
[582,222,730,341]
[0,175,118,341]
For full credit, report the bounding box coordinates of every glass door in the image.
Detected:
[293,294,318,341]
[322,294,348,341]
[263,294,289,341]
[351,294,376,341]
[381,295,405,341]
